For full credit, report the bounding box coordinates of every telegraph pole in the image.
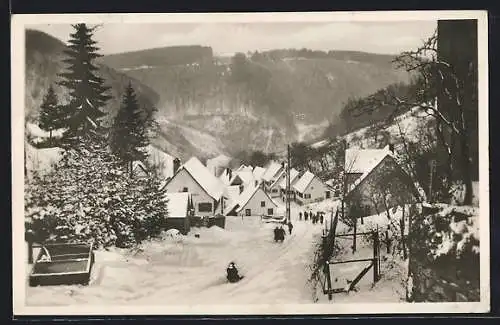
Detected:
[286,144,291,222]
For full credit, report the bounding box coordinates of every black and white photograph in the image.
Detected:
[11,11,489,315]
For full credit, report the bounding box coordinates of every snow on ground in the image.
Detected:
[25,203,327,306]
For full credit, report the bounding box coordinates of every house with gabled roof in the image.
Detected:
[344,145,421,218]
[161,157,227,217]
[279,168,300,201]
[293,170,331,205]
[262,161,285,184]
[226,183,278,217]
[267,168,287,198]
[344,146,393,190]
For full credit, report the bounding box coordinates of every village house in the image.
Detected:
[164,192,194,235]
[344,145,420,217]
[226,183,278,217]
[262,161,285,191]
[267,167,287,199]
[293,170,331,205]
[161,157,227,217]
[344,145,395,190]
[279,168,300,202]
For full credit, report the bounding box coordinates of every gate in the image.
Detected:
[319,210,381,300]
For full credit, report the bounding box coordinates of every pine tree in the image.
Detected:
[110,83,149,176]
[25,131,168,248]
[58,23,111,139]
[38,85,64,142]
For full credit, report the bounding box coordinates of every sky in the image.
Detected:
[30,21,437,56]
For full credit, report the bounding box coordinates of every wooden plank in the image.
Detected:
[329,258,374,265]
[348,262,374,291]
[336,232,374,237]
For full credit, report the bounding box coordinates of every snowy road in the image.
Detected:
[26,205,326,306]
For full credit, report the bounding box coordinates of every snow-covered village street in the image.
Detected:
[26,203,329,305]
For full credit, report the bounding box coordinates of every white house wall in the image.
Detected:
[237,189,278,217]
[164,169,223,216]
[296,177,331,205]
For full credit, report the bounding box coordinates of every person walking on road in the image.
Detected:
[299,212,302,221]
[320,212,324,224]
[287,221,294,235]
[304,211,308,221]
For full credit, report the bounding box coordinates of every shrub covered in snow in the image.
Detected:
[25,134,168,248]
[410,204,479,286]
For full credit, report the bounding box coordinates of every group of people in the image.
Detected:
[273,219,293,242]
[298,210,324,224]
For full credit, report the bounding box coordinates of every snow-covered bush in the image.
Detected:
[410,204,479,284]
[25,134,168,248]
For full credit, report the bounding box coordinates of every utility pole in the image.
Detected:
[286,144,291,222]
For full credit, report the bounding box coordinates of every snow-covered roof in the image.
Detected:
[219,168,233,185]
[269,169,286,188]
[347,152,395,193]
[293,170,316,193]
[165,192,190,218]
[224,185,242,207]
[262,162,283,182]
[230,184,277,213]
[252,166,266,180]
[231,170,255,185]
[345,148,390,174]
[180,157,225,200]
[278,168,300,190]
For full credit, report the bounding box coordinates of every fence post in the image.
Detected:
[373,230,380,282]
[325,261,333,301]
[352,217,357,254]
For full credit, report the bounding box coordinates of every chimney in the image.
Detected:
[173,158,181,174]
[388,143,395,153]
[229,169,233,180]
[255,180,258,187]
[239,184,244,194]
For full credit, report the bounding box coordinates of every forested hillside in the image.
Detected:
[25,29,159,126]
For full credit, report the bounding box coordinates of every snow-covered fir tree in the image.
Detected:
[57,23,111,141]
[110,83,149,176]
[38,85,64,142]
[25,131,168,248]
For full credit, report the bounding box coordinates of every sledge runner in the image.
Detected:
[226,262,243,283]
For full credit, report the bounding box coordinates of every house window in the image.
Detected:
[245,209,251,216]
[267,208,274,215]
[326,191,331,199]
[260,201,265,207]
[272,189,278,193]
[182,187,188,192]
[198,202,212,212]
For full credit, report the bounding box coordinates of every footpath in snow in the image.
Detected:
[26,204,325,306]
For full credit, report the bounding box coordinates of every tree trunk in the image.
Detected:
[459,133,473,205]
